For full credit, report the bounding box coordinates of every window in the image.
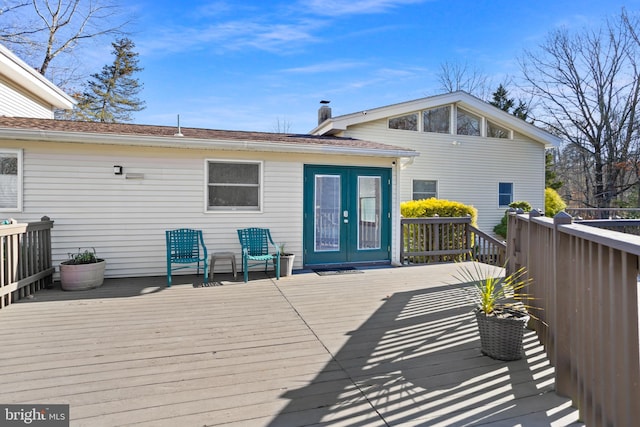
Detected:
[206,160,261,211]
[423,106,450,134]
[487,121,510,138]
[499,182,513,207]
[389,113,418,131]
[457,107,481,136]
[0,150,21,211]
[413,180,437,200]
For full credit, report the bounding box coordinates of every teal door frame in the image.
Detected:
[303,165,391,266]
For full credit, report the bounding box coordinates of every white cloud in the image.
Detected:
[283,60,368,74]
[138,17,326,56]
[302,0,428,17]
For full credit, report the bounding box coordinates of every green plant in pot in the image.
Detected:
[277,243,295,277]
[455,262,533,361]
[59,248,106,291]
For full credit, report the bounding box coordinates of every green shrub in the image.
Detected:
[400,198,477,225]
[400,198,477,264]
[493,201,532,238]
[545,188,566,217]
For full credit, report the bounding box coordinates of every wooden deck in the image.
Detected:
[0,263,584,427]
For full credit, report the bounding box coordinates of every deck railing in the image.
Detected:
[0,216,54,309]
[507,211,640,427]
[400,216,505,266]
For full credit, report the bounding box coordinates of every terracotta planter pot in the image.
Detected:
[475,309,530,361]
[60,260,106,291]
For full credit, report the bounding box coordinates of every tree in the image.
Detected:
[520,9,640,209]
[0,0,128,84]
[545,151,563,190]
[71,38,144,123]
[489,83,529,120]
[436,60,491,99]
[273,118,292,134]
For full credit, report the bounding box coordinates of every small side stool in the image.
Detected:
[209,252,237,281]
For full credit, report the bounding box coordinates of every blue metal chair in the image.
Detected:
[237,228,280,283]
[165,228,208,287]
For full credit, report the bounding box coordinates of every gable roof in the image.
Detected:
[310,91,563,148]
[0,116,418,158]
[0,43,76,111]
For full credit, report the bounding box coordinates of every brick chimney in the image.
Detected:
[318,100,332,125]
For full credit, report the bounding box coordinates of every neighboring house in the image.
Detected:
[310,92,563,233]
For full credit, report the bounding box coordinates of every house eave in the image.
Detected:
[310,91,563,148]
[0,44,76,110]
[0,127,419,159]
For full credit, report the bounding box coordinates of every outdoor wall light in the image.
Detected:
[113,165,123,175]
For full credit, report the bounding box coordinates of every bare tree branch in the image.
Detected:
[521,9,640,208]
[0,0,130,83]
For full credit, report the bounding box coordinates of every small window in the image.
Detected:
[389,113,417,131]
[499,182,513,207]
[457,107,481,136]
[0,150,21,212]
[423,106,450,134]
[206,160,261,211]
[413,180,437,200]
[487,121,510,138]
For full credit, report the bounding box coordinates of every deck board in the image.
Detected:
[0,263,583,426]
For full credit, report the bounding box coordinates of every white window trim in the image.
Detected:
[0,149,22,213]
[486,120,513,139]
[388,113,418,131]
[204,159,263,213]
[412,179,438,200]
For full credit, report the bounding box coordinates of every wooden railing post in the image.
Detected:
[552,211,574,400]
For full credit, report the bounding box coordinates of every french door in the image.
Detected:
[303,165,391,266]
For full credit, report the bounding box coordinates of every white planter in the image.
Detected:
[60,260,106,291]
[279,254,295,277]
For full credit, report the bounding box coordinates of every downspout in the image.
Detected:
[391,158,402,266]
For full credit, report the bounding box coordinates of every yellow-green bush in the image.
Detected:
[400,198,477,225]
[545,188,566,217]
[400,198,477,264]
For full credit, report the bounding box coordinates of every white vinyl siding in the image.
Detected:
[5,141,398,278]
[0,76,55,119]
[339,118,545,234]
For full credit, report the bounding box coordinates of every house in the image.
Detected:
[0,45,418,278]
[310,93,563,233]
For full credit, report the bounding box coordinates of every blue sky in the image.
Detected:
[112,0,640,134]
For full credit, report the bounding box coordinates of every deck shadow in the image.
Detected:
[268,282,573,426]
[13,271,272,304]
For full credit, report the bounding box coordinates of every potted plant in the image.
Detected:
[59,248,106,291]
[455,262,533,361]
[278,243,295,277]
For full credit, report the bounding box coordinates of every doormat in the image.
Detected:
[314,267,363,276]
[193,282,223,288]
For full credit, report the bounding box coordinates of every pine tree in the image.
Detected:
[545,151,563,190]
[489,84,529,120]
[72,38,145,123]
[489,84,514,112]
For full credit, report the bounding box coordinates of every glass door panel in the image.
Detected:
[358,176,381,250]
[314,174,341,252]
